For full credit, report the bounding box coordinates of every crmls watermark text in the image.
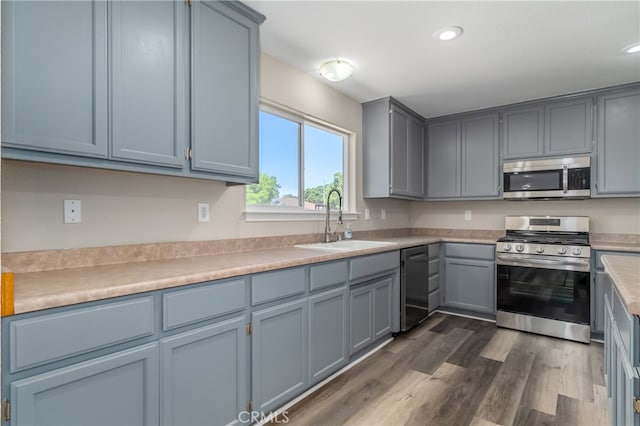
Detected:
[238,410,290,424]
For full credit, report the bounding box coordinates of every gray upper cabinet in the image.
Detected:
[461,113,500,197]
[363,97,425,199]
[501,105,544,159]
[426,114,500,199]
[2,0,265,184]
[1,0,108,157]
[544,96,593,156]
[110,1,188,168]
[190,1,262,182]
[426,119,460,198]
[11,343,159,426]
[594,87,640,197]
[502,96,593,160]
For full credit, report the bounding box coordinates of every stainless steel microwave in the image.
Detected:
[503,156,591,200]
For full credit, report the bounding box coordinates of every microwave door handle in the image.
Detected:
[563,165,568,194]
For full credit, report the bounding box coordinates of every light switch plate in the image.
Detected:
[464,210,472,221]
[381,209,386,220]
[64,200,82,224]
[198,203,210,223]
[364,208,370,220]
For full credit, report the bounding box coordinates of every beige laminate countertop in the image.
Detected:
[10,236,498,315]
[601,255,640,316]
[590,241,640,253]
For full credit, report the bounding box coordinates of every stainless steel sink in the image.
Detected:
[295,240,397,252]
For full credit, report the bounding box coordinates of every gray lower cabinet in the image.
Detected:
[11,343,159,426]
[443,244,496,315]
[592,251,639,335]
[603,274,640,426]
[428,244,441,311]
[308,286,348,385]
[1,0,108,157]
[349,275,393,355]
[252,298,308,414]
[426,114,500,199]
[362,97,425,199]
[594,87,640,197]
[160,316,247,426]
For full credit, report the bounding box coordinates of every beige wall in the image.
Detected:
[411,198,640,234]
[1,54,411,253]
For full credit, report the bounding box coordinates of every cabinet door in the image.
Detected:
[444,258,495,314]
[11,343,159,426]
[461,113,500,198]
[191,1,260,180]
[501,105,544,159]
[160,316,247,426]
[426,120,460,198]
[595,88,640,196]
[373,277,393,339]
[390,106,410,196]
[252,299,308,414]
[593,270,606,334]
[309,287,348,385]
[1,0,107,157]
[349,285,374,355]
[409,117,425,198]
[613,328,640,426]
[110,1,188,168]
[545,97,593,156]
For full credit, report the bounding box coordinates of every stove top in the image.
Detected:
[496,235,590,246]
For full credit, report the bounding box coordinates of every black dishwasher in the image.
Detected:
[400,245,430,331]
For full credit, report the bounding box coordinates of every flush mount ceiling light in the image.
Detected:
[319,59,354,82]
[622,42,640,54]
[433,26,463,41]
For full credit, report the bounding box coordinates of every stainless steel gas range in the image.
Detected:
[496,216,591,343]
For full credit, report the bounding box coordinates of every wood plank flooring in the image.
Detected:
[275,313,609,426]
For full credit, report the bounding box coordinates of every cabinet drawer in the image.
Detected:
[251,267,306,306]
[10,297,154,373]
[429,259,440,276]
[350,252,399,281]
[310,261,348,292]
[163,279,246,330]
[445,243,495,260]
[428,244,440,259]
[428,275,440,293]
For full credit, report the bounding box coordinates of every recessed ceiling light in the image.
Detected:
[622,42,640,54]
[319,59,354,82]
[434,26,463,41]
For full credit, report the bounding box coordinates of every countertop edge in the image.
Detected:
[10,236,497,315]
[601,255,640,317]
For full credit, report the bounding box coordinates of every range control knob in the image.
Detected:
[572,248,582,256]
[536,246,545,254]
[557,247,567,255]
[516,244,525,252]
[504,244,512,251]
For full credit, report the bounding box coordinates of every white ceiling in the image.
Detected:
[245,0,640,118]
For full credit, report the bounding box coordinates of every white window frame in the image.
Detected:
[244,100,358,222]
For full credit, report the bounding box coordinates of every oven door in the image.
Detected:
[496,253,590,325]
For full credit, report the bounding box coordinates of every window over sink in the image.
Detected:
[245,102,356,221]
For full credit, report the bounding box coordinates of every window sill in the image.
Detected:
[244,208,360,222]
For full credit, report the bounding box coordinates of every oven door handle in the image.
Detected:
[496,254,590,272]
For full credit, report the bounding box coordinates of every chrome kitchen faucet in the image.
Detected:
[324,189,343,243]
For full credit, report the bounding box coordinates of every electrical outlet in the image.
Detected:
[464,210,472,221]
[198,203,210,223]
[364,208,370,220]
[64,200,82,224]
[381,209,386,221]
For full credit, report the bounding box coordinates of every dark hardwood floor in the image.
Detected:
[276,313,609,426]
